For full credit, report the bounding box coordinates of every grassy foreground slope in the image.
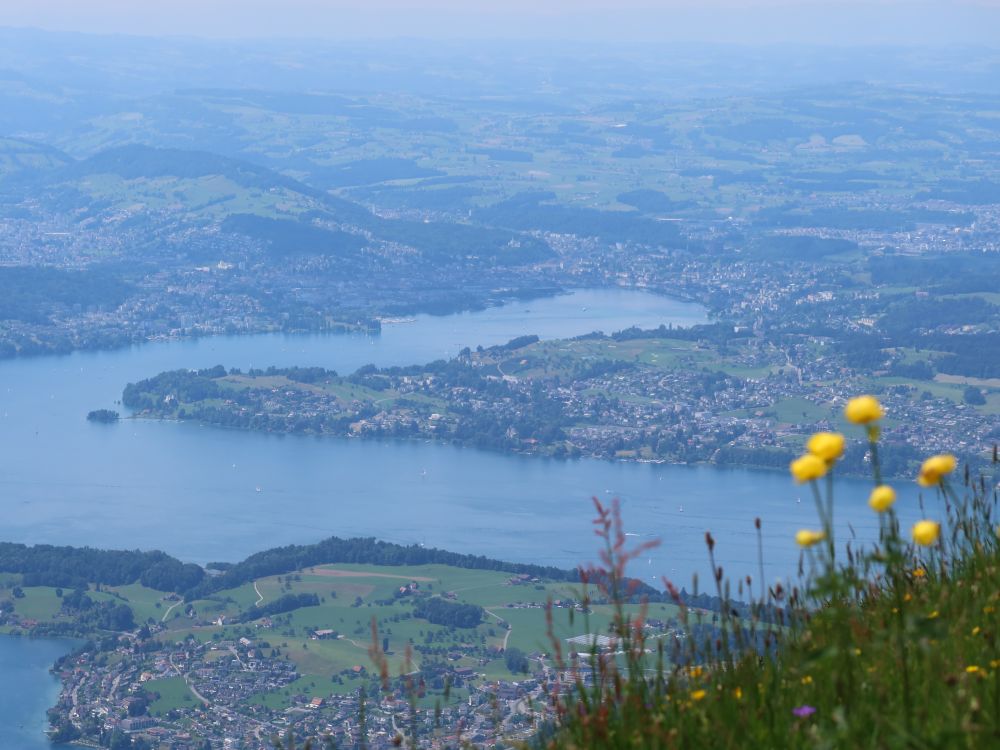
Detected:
[542,401,999,750]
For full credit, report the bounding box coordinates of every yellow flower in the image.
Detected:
[790,454,827,483]
[868,485,896,513]
[966,665,980,674]
[733,687,743,700]
[912,520,941,546]
[691,689,706,701]
[917,454,957,487]
[796,529,826,548]
[807,432,845,463]
[928,610,939,619]
[972,626,981,636]
[844,395,883,424]
[801,675,813,685]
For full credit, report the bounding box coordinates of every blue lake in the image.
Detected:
[0,636,87,750]
[0,287,932,742]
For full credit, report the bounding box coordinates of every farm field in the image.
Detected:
[2,559,684,710]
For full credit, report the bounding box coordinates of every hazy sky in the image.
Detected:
[3,0,1000,45]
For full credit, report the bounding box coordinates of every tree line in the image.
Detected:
[237,593,320,623]
[0,542,204,592]
[183,536,579,601]
[412,597,483,629]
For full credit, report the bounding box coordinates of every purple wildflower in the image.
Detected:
[792,705,816,718]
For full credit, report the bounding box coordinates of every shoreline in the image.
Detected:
[125,412,949,483]
[0,284,710,367]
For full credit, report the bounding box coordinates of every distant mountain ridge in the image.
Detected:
[1,142,554,266]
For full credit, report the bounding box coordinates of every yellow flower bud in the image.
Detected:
[691,689,706,701]
[790,454,827,483]
[912,520,940,546]
[844,395,883,424]
[796,529,826,548]
[807,432,845,463]
[917,454,956,487]
[868,485,896,513]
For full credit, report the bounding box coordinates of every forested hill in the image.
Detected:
[0,542,205,592]
[0,536,583,600]
[0,535,677,606]
[5,143,555,268]
[184,536,580,600]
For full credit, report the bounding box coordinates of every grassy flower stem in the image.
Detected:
[869,436,883,486]
[893,577,914,738]
[825,471,836,564]
[809,480,835,567]
[756,520,766,607]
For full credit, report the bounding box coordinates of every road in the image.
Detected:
[785,352,803,385]
[484,608,513,651]
[169,653,212,706]
[161,599,182,623]
[228,645,247,670]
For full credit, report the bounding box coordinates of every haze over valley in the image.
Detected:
[0,11,998,749]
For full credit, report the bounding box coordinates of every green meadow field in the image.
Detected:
[3,560,683,710]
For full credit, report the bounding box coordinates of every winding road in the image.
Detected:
[484,608,513,651]
[254,581,264,606]
[161,599,182,623]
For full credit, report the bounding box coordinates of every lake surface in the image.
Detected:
[0,286,928,578]
[0,287,932,743]
[0,636,87,750]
